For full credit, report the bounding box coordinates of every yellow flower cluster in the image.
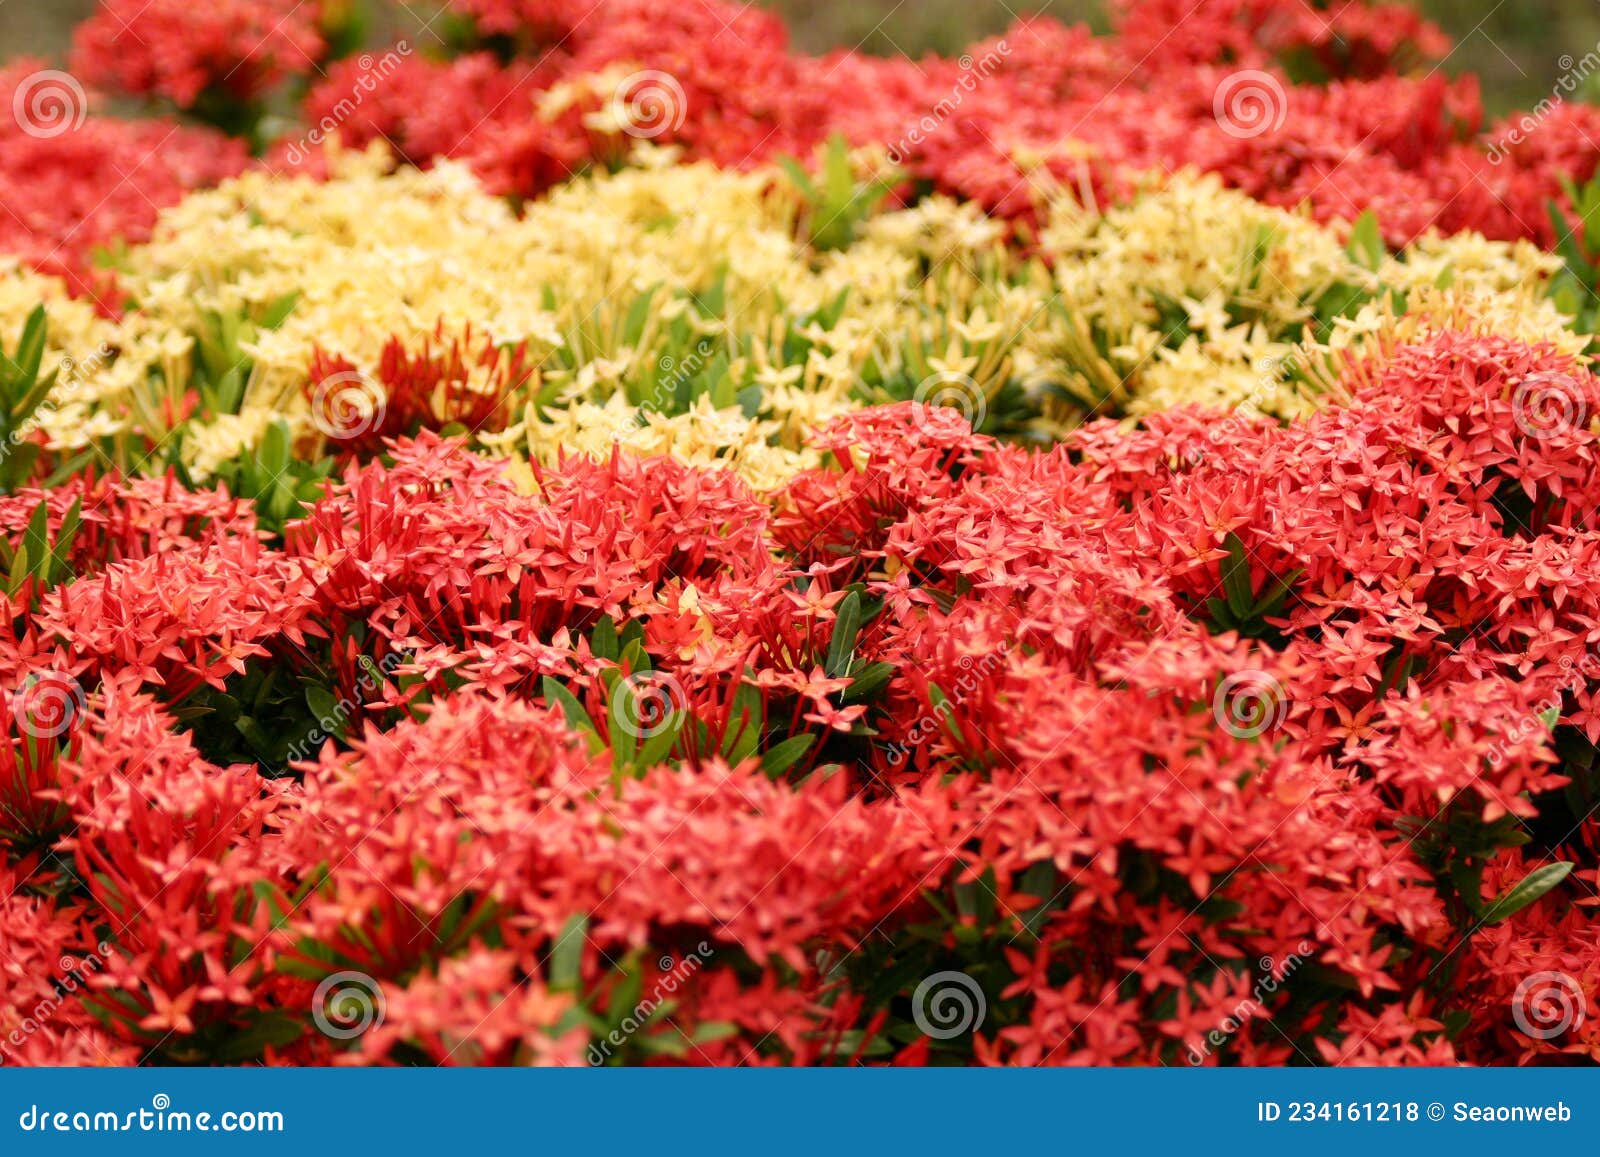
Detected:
[0,152,1579,489]
[1031,171,1569,420]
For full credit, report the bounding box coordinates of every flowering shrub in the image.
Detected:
[3,0,1600,1068]
[0,61,248,302]
[70,0,326,114]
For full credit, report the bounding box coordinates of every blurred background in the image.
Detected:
[2,0,1594,114]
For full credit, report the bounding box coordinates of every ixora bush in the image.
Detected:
[3,0,1600,1067]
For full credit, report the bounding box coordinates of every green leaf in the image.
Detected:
[617,636,648,679]
[1203,596,1235,631]
[13,306,47,390]
[1550,200,1590,276]
[547,914,588,994]
[776,154,816,200]
[690,1021,738,1044]
[47,496,80,585]
[8,442,43,490]
[13,365,58,430]
[304,684,345,741]
[621,286,659,349]
[1220,533,1254,618]
[723,709,760,767]
[1250,567,1303,619]
[7,537,30,594]
[607,674,640,771]
[823,135,854,214]
[258,291,300,331]
[634,708,685,770]
[825,590,862,677]
[1345,210,1385,272]
[1449,859,1485,916]
[215,1012,303,1061]
[952,865,998,926]
[19,499,50,586]
[760,733,815,778]
[540,676,594,735]
[591,616,619,661]
[716,683,761,762]
[1481,862,1574,925]
[260,419,290,473]
[842,661,895,703]
[929,684,966,746]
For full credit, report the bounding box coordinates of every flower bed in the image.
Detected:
[3,0,1600,1067]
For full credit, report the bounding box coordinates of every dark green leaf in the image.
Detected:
[1481,862,1574,925]
[826,591,862,677]
[1220,533,1254,618]
[760,733,815,778]
[547,914,588,993]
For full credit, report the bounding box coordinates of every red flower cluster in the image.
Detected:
[277,0,1599,246]
[1109,0,1450,78]
[306,325,532,457]
[70,0,326,110]
[15,0,1595,297]
[0,61,247,304]
[6,324,1600,1065]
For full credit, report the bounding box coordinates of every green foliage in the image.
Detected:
[1478,861,1573,925]
[176,627,401,776]
[1548,177,1600,345]
[0,496,81,605]
[1199,533,1303,642]
[779,135,901,252]
[0,306,60,492]
[191,293,299,417]
[1345,209,1387,272]
[1397,798,1573,953]
[201,420,333,536]
[547,914,740,1065]
[177,661,337,776]
[538,604,893,785]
